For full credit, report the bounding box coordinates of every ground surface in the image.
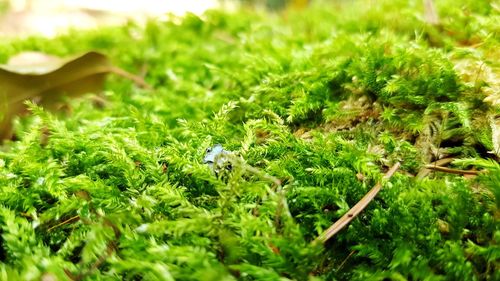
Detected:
[0,0,499,280]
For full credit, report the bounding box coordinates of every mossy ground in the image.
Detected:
[0,0,499,280]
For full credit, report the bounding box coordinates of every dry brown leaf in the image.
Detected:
[0,51,149,141]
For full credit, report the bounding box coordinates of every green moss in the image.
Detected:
[0,0,499,280]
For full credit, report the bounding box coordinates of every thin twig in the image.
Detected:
[242,163,282,187]
[337,250,356,271]
[314,163,400,244]
[62,189,120,281]
[228,155,289,231]
[416,157,455,179]
[48,215,80,232]
[241,160,289,230]
[109,66,153,90]
[423,165,481,175]
[228,155,281,187]
[67,219,121,281]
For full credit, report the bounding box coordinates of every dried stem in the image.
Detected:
[228,155,289,230]
[314,163,400,244]
[423,165,481,175]
[416,157,455,179]
[337,250,356,271]
[48,215,80,231]
[109,66,153,90]
[66,219,121,281]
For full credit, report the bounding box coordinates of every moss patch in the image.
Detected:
[0,0,499,280]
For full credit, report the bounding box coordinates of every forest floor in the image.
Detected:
[0,1,498,280]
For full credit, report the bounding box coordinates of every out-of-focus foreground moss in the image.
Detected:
[0,0,498,280]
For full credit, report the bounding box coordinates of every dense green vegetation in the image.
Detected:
[0,0,498,280]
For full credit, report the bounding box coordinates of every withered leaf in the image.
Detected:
[0,51,149,141]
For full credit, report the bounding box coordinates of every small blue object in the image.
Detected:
[203,144,232,173]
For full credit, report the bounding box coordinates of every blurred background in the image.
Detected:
[0,0,319,37]
[0,0,222,37]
